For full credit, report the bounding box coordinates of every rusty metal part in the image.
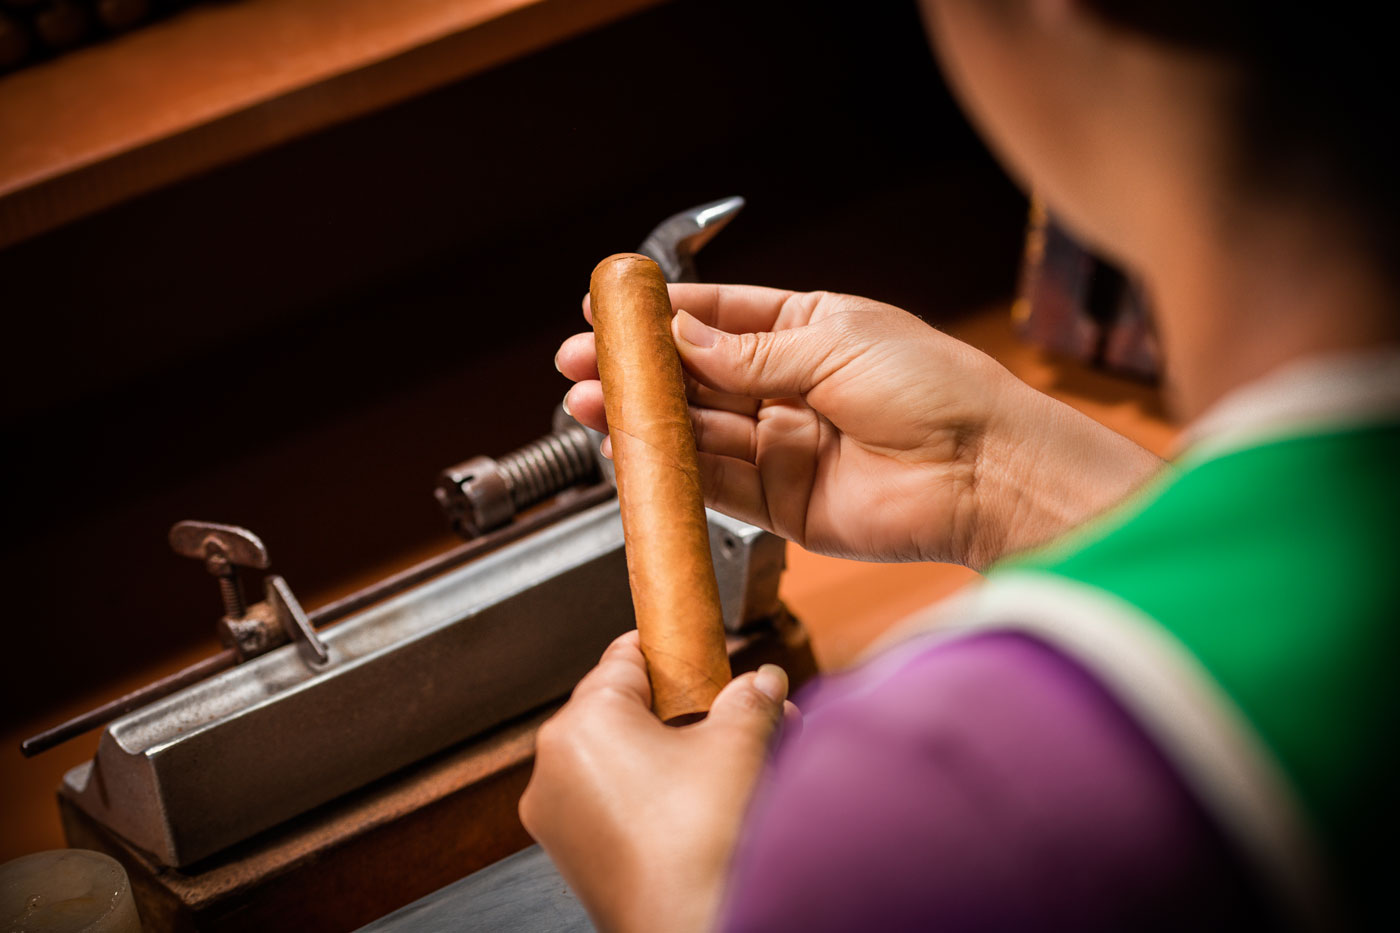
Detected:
[436,456,512,535]
[60,492,788,866]
[218,600,283,660]
[436,420,600,538]
[169,520,271,621]
[170,521,304,663]
[169,521,270,569]
[268,574,329,666]
[214,575,331,664]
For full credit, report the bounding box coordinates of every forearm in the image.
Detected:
[966,381,1165,569]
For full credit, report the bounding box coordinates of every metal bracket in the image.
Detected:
[171,519,326,668]
[217,602,283,661]
[267,575,329,667]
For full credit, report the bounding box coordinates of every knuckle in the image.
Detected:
[534,715,566,757]
[734,331,763,370]
[517,785,538,832]
[733,333,774,392]
[593,684,638,709]
[730,684,775,717]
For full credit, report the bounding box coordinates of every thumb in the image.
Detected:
[703,664,789,744]
[673,310,842,399]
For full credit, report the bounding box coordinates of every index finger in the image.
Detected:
[570,630,652,707]
[582,283,801,335]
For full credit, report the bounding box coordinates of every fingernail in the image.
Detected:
[561,392,573,417]
[554,352,563,374]
[753,664,788,703]
[674,310,720,348]
[601,436,613,460]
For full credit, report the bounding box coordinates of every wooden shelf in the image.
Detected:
[0,0,662,248]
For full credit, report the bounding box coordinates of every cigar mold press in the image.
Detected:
[25,198,815,930]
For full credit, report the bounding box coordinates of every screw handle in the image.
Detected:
[170,521,271,619]
[436,422,600,538]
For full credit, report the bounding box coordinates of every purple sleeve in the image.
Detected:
[720,632,1275,931]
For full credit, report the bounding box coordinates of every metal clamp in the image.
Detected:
[169,519,326,666]
[435,408,606,539]
[267,574,329,666]
[168,520,269,622]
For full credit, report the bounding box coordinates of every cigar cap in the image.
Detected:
[593,250,652,264]
[591,252,657,277]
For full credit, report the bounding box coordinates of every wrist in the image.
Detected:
[614,836,730,933]
[964,384,1164,570]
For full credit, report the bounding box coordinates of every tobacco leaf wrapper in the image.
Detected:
[590,253,732,723]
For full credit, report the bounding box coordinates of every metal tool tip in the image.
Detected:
[694,196,745,229]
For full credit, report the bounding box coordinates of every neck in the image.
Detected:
[1140,203,1400,421]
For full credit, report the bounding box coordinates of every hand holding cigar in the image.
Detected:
[588,253,732,723]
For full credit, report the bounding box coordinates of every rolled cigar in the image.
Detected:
[590,253,732,723]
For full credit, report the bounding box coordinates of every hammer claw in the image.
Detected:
[637,195,745,283]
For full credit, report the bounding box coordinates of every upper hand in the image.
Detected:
[559,284,1006,564]
[559,284,1158,568]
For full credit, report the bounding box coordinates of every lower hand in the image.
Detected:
[519,632,795,933]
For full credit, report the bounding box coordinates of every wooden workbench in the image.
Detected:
[0,302,1176,867]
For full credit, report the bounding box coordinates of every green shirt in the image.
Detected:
[913,351,1400,927]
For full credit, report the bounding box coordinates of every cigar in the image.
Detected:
[590,253,731,724]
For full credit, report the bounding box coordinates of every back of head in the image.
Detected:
[1084,2,1399,294]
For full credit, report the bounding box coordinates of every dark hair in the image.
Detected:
[1085,2,1397,282]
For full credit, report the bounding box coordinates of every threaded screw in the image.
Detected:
[436,424,600,538]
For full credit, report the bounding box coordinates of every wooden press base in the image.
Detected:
[59,611,815,933]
